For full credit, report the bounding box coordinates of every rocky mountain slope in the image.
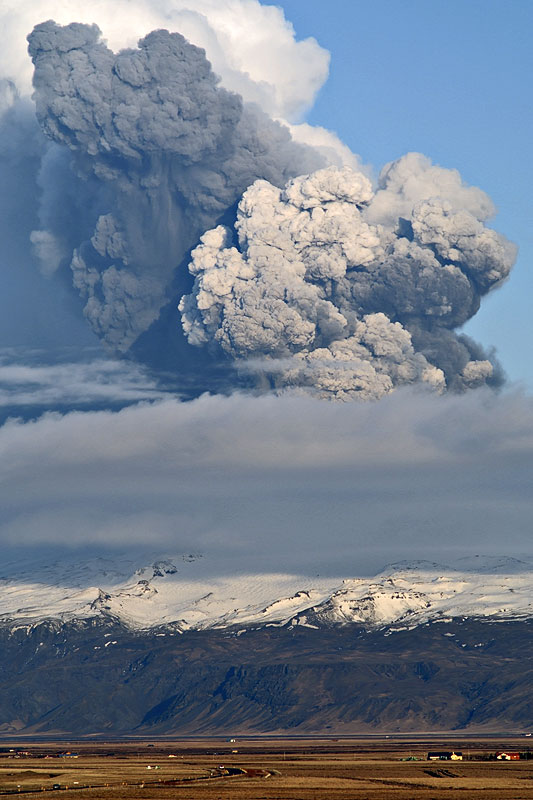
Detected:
[1,554,533,736]
[1,616,533,736]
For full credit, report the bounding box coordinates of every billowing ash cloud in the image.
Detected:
[180,158,516,399]
[0,12,516,401]
[26,21,323,353]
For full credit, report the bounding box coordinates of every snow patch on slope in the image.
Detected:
[1,554,533,631]
[300,558,533,629]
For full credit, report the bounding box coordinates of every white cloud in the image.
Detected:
[0,0,329,120]
[0,351,167,409]
[286,122,364,172]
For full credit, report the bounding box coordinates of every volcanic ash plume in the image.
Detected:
[26,21,322,352]
[12,20,517,400]
[180,158,516,399]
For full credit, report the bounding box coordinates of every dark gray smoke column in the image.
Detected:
[27,21,322,354]
[180,160,516,399]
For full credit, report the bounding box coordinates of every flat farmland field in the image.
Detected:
[0,738,533,799]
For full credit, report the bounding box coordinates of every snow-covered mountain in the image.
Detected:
[1,553,533,631]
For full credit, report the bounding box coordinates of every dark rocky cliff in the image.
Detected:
[0,618,532,735]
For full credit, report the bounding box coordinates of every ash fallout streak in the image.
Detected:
[17,19,517,399]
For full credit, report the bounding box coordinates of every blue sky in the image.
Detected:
[277,0,532,389]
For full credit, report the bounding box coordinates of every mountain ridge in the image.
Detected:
[1,554,533,736]
[1,553,533,632]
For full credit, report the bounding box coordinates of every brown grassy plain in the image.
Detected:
[1,738,533,799]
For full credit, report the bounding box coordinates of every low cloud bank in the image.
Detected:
[0,349,168,414]
[0,389,531,574]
